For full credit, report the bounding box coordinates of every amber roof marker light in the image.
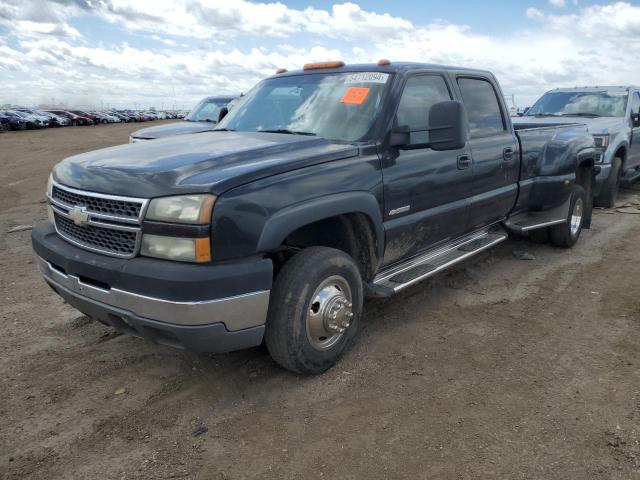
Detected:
[275,68,288,74]
[377,59,391,66]
[303,61,345,71]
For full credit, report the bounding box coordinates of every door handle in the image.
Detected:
[457,154,472,170]
[503,147,515,161]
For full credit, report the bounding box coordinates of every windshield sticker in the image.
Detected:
[342,87,370,105]
[344,72,389,84]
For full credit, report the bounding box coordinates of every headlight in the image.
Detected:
[593,134,609,148]
[141,234,211,263]
[146,194,216,224]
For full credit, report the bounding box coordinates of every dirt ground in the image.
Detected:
[1,122,640,480]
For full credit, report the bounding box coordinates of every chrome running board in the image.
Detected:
[370,229,508,296]
[503,197,570,234]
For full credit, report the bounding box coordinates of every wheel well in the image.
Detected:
[615,146,627,168]
[274,213,379,281]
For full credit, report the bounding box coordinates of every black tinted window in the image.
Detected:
[631,92,640,114]
[457,77,505,138]
[397,75,451,131]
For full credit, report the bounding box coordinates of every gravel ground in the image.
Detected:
[1,122,640,479]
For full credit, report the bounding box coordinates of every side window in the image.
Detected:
[396,75,451,132]
[631,92,640,114]
[457,77,506,139]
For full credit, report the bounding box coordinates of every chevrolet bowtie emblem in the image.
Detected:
[68,206,90,226]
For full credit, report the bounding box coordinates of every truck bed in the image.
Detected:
[513,122,593,212]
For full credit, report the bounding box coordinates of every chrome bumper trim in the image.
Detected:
[37,256,269,331]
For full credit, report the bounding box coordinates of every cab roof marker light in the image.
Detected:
[377,59,391,66]
[276,68,288,74]
[303,61,345,71]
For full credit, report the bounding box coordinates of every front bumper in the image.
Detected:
[32,223,272,353]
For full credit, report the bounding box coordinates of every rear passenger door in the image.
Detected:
[628,91,640,169]
[456,77,519,230]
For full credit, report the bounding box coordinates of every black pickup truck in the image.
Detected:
[32,61,597,374]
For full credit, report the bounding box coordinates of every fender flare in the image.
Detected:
[257,191,385,260]
[576,146,597,167]
[610,140,629,166]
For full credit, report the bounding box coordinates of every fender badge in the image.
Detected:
[68,206,90,226]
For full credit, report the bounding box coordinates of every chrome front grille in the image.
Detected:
[49,182,148,258]
[52,185,142,219]
[54,213,138,256]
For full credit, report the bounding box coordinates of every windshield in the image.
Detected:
[528,90,628,117]
[217,72,390,142]
[186,98,231,122]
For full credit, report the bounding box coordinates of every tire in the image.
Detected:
[595,157,622,208]
[528,228,550,244]
[265,246,363,375]
[549,185,586,248]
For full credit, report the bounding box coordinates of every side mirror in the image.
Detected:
[428,100,468,151]
[217,107,229,123]
[389,125,410,147]
[632,113,640,128]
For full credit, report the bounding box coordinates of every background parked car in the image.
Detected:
[69,110,99,125]
[45,110,93,126]
[36,110,71,127]
[129,96,237,142]
[14,108,54,127]
[10,110,47,129]
[514,86,640,207]
[48,112,72,127]
[90,111,121,124]
[0,111,27,130]
[110,111,136,122]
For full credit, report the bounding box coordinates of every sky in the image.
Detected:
[0,0,639,110]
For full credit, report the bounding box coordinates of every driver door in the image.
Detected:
[381,73,474,266]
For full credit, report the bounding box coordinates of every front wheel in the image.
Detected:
[549,185,586,248]
[265,247,363,375]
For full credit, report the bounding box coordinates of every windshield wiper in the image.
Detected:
[213,128,235,132]
[530,113,561,117]
[258,129,317,136]
[560,113,601,118]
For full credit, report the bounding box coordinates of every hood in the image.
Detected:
[514,115,624,134]
[130,121,216,139]
[53,131,359,198]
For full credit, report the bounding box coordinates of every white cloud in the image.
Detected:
[526,7,544,20]
[549,0,566,7]
[1,1,640,110]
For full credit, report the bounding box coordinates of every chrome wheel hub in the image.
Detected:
[306,275,353,351]
[570,197,584,236]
